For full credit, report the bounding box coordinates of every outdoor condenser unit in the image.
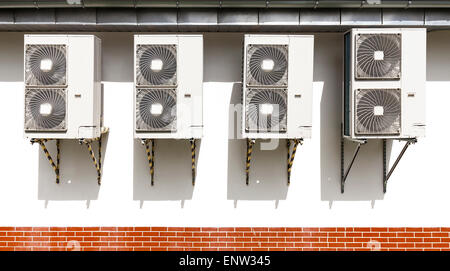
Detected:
[24,35,106,185]
[134,34,203,140]
[24,35,103,140]
[341,28,426,193]
[242,35,313,139]
[343,28,426,140]
[242,35,314,185]
[134,34,203,186]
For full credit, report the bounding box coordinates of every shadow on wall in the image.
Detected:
[133,139,200,205]
[227,83,289,203]
[317,33,387,202]
[95,32,134,83]
[0,33,23,82]
[427,30,450,81]
[37,135,109,206]
[128,33,239,205]
[203,33,243,83]
[207,31,298,204]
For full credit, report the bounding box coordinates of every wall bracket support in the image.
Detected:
[245,138,256,185]
[341,133,417,194]
[142,139,155,186]
[341,136,367,194]
[287,138,303,185]
[382,138,417,193]
[79,128,109,185]
[142,138,199,186]
[31,138,60,184]
[31,128,109,185]
[190,138,197,186]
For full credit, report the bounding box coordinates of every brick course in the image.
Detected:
[0,227,448,251]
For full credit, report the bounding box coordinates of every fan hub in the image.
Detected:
[373,105,384,116]
[150,103,163,116]
[373,51,384,61]
[261,59,275,72]
[39,103,53,117]
[259,103,274,115]
[150,59,163,72]
[40,58,53,72]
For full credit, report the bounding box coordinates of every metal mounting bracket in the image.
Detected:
[142,139,155,186]
[190,138,197,186]
[245,138,256,185]
[287,138,303,185]
[340,125,417,194]
[382,138,417,193]
[31,128,109,185]
[245,138,303,186]
[341,135,367,194]
[79,128,109,185]
[31,138,61,184]
[142,138,198,186]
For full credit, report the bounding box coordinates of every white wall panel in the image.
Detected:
[0,31,448,227]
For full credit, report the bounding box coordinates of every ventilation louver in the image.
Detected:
[355,89,401,135]
[356,34,401,79]
[25,45,67,86]
[245,89,287,133]
[136,45,177,87]
[24,88,67,131]
[136,88,177,132]
[246,45,288,86]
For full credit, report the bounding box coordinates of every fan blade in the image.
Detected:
[25,45,67,86]
[246,88,287,133]
[25,88,67,131]
[356,34,401,79]
[355,89,401,135]
[136,89,177,132]
[247,45,288,86]
[136,45,177,86]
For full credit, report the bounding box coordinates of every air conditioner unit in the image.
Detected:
[242,35,313,139]
[24,35,102,139]
[133,35,203,139]
[343,28,426,140]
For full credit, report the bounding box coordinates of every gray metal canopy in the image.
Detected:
[1,1,450,31]
[3,1,450,9]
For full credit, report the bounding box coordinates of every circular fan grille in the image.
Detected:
[247,89,287,132]
[356,89,401,135]
[138,89,176,130]
[26,45,67,86]
[248,45,288,86]
[137,45,177,86]
[27,89,66,130]
[356,34,401,79]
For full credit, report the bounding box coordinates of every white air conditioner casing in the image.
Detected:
[24,35,102,139]
[343,28,426,140]
[133,35,203,139]
[242,35,313,139]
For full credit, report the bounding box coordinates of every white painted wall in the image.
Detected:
[0,31,449,227]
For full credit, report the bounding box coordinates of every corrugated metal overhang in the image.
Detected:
[1,1,450,31]
[4,1,450,9]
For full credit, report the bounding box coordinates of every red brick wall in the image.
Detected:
[0,227,449,251]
